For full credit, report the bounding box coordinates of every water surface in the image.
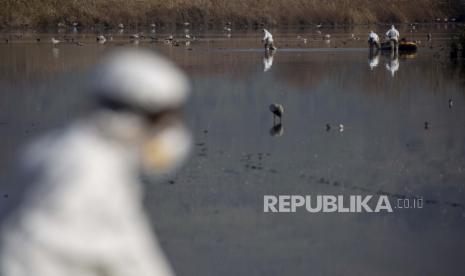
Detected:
[1,26,465,275]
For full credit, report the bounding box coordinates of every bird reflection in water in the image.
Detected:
[269,123,284,137]
[52,47,60,59]
[269,103,284,137]
[0,48,191,276]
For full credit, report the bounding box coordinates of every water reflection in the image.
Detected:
[52,47,59,59]
[263,51,274,72]
[269,123,283,137]
[0,29,465,276]
[385,51,399,77]
[368,49,380,70]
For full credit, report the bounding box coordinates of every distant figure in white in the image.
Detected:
[368,30,380,50]
[385,52,399,77]
[262,29,276,51]
[0,49,192,276]
[386,25,400,52]
[263,50,274,72]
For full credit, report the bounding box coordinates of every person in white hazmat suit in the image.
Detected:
[262,29,276,51]
[368,30,380,50]
[386,25,400,52]
[0,48,192,276]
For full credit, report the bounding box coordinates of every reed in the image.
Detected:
[0,0,462,28]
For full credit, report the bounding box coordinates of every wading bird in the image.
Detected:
[51,37,60,45]
[96,35,106,44]
[269,103,284,123]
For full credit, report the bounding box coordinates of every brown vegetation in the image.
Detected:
[0,0,463,28]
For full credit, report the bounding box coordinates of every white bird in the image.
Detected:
[324,34,331,40]
[0,48,191,276]
[339,124,344,132]
[51,37,60,45]
[118,23,124,29]
[224,27,232,32]
[96,35,106,44]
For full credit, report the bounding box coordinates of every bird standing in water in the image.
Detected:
[269,103,284,124]
[51,37,60,45]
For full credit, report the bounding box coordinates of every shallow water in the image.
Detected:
[1,25,465,275]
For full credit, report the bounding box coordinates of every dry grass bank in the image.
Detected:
[0,0,463,28]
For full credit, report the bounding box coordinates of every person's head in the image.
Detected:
[91,48,189,116]
[391,25,395,29]
[90,48,192,174]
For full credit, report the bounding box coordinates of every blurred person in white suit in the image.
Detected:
[0,49,192,276]
[262,29,276,51]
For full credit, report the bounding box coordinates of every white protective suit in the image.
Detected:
[0,49,192,276]
[386,25,400,42]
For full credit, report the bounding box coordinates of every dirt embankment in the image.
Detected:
[0,0,463,28]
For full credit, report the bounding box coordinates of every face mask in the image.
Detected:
[140,121,192,177]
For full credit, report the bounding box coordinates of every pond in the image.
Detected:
[1,25,464,275]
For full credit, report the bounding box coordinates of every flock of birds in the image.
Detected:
[3,21,237,47]
[3,21,213,47]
